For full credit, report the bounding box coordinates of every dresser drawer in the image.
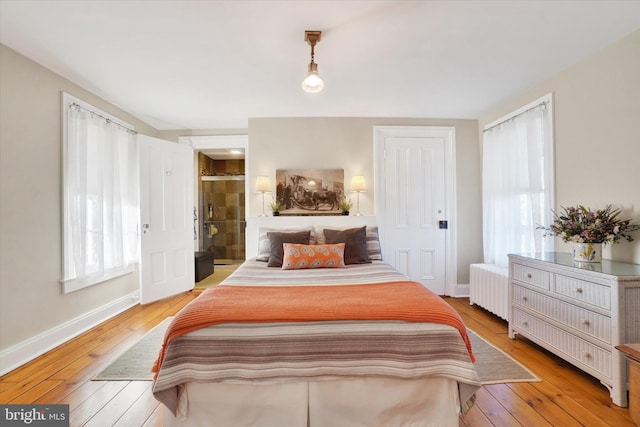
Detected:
[554,274,611,310]
[513,285,611,343]
[513,309,612,379]
[512,263,550,290]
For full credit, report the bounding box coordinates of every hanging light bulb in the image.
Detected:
[302,62,324,93]
[302,31,324,93]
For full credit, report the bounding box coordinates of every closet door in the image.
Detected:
[374,127,455,296]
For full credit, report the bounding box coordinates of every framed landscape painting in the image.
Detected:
[275,169,344,215]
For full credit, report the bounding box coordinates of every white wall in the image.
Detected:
[479,30,640,264]
[247,117,482,284]
[0,44,159,366]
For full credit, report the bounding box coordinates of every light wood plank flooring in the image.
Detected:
[0,291,634,426]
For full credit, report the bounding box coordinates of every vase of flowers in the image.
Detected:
[538,205,640,262]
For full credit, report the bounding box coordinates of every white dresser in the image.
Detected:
[508,253,640,407]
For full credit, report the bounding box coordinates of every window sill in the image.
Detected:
[61,264,137,294]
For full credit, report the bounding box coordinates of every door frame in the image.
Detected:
[373,126,458,295]
[178,135,249,252]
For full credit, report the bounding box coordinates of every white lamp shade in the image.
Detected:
[350,175,366,192]
[255,176,271,193]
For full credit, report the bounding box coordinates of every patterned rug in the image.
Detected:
[93,321,539,384]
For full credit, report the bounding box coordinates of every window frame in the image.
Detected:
[61,92,138,293]
[482,93,555,266]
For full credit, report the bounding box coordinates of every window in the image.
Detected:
[482,94,554,268]
[61,93,139,293]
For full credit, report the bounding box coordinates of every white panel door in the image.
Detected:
[381,134,448,295]
[139,135,194,304]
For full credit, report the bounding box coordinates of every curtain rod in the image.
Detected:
[483,100,549,133]
[69,102,137,134]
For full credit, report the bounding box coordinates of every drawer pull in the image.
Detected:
[582,320,590,326]
[584,352,592,359]
[522,296,528,302]
[522,321,528,327]
[576,287,583,293]
[527,273,532,278]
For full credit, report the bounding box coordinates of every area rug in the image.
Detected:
[467,329,540,384]
[94,320,539,384]
[93,318,172,381]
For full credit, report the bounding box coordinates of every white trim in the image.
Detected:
[179,135,248,150]
[451,284,470,298]
[61,264,136,293]
[443,128,459,296]
[0,291,139,376]
[544,93,556,239]
[373,126,458,295]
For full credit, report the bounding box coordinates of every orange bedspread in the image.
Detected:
[153,281,474,375]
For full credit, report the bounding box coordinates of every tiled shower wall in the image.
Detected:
[199,153,246,262]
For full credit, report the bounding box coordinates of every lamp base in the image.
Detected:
[354,192,363,216]
[259,192,268,218]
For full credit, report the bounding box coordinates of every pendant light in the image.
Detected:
[302,30,324,93]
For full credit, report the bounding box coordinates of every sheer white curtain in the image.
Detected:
[62,101,139,292]
[482,97,554,268]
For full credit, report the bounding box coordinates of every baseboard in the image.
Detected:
[448,283,470,298]
[0,291,139,376]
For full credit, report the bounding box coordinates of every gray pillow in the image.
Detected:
[267,231,311,267]
[256,227,315,261]
[315,226,382,261]
[324,226,371,265]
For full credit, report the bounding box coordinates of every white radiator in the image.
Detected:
[469,264,509,321]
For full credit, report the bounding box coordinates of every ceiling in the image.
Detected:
[1,1,639,131]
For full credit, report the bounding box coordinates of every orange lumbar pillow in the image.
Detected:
[281,243,346,270]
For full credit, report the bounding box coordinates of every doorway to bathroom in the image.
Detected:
[180,135,249,268]
[198,152,245,265]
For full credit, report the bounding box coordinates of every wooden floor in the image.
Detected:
[0,291,634,427]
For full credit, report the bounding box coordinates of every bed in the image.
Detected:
[152,225,480,427]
